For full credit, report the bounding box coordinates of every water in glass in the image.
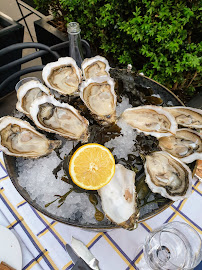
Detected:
[143,221,202,270]
[15,77,41,92]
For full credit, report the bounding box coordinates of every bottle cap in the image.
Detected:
[67,22,81,35]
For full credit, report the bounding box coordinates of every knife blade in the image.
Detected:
[71,237,100,270]
[65,243,93,270]
[65,243,80,264]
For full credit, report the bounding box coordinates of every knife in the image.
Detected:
[71,237,100,270]
[65,243,93,270]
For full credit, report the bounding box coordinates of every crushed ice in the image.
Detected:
[167,100,174,106]
[151,93,161,99]
[116,96,132,117]
[105,96,136,160]
[105,120,136,160]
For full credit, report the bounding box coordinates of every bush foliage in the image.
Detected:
[34,0,202,97]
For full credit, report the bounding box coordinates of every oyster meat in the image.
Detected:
[145,151,192,201]
[42,57,82,95]
[159,129,202,163]
[81,55,110,80]
[30,95,89,142]
[121,105,177,138]
[80,76,117,125]
[0,116,61,158]
[16,80,51,117]
[98,164,139,230]
[164,107,202,129]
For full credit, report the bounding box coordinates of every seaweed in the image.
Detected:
[45,188,74,208]
[89,194,104,221]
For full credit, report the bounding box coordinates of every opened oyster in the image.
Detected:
[30,95,89,142]
[165,107,202,129]
[42,57,82,95]
[80,76,117,125]
[159,129,202,163]
[0,116,61,158]
[145,151,192,201]
[98,164,139,230]
[121,105,177,138]
[16,80,51,117]
[81,55,110,80]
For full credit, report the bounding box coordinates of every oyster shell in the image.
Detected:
[164,106,202,129]
[80,76,117,125]
[0,116,61,158]
[195,160,202,180]
[81,55,110,80]
[98,164,139,230]
[30,95,89,142]
[121,105,177,138]
[42,57,82,95]
[159,129,202,163]
[145,151,192,201]
[16,80,51,117]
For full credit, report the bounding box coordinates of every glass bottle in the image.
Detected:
[67,22,84,68]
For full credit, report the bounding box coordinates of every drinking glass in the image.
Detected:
[143,221,202,270]
[15,77,42,92]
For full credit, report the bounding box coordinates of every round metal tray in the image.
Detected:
[3,73,184,230]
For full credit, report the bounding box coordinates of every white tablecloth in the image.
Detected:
[0,151,201,270]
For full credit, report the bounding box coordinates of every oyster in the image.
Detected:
[98,164,139,230]
[0,116,61,158]
[195,160,202,180]
[16,80,51,117]
[159,129,202,163]
[80,76,117,125]
[42,57,82,95]
[164,107,202,129]
[145,151,192,201]
[121,105,177,138]
[81,55,110,80]
[30,95,89,142]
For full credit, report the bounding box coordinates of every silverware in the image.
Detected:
[65,237,100,270]
[65,243,92,270]
[71,237,99,270]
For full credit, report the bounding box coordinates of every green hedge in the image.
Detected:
[34,0,202,97]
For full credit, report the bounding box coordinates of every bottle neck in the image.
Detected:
[67,22,84,67]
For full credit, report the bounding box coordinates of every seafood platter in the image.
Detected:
[0,56,201,230]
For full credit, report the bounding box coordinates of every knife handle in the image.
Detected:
[72,258,93,270]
